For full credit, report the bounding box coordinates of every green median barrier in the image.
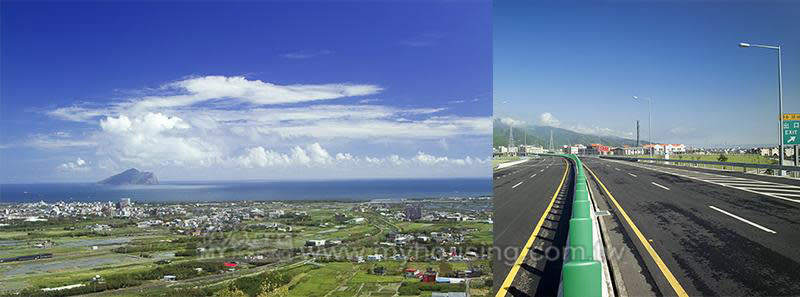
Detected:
[562,260,602,297]
[574,187,589,202]
[575,179,587,192]
[567,217,593,261]
[572,200,591,219]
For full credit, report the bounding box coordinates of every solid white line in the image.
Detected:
[607,159,800,204]
[531,174,537,178]
[628,173,637,177]
[741,187,800,193]
[709,206,776,234]
[512,181,524,189]
[702,179,772,184]
[651,182,670,190]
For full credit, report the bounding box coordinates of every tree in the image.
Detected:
[257,286,289,297]
[438,261,453,277]
[214,285,247,297]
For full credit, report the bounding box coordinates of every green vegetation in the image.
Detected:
[1,199,491,297]
[630,153,777,171]
[494,119,642,148]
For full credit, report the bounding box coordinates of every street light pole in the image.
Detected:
[634,96,653,157]
[739,42,784,172]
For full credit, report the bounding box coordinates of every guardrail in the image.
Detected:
[598,155,800,177]
[562,154,602,297]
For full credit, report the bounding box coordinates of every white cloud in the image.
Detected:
[21,134,97,149]
[48,76,383,121]
[498,117,525,127]
[539,112,560,127]
[39,76,491,178]
[59,158,89,171]
[568,124,634,139]
[97,113,220,167]
[234,143,487,169]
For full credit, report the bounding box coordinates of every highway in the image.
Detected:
[493,155,800,297]
[583,157,800,296]
[493,156,573,296]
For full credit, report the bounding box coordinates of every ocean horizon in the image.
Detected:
[0,178,492,203]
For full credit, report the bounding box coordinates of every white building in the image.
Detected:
[305,240,326,247]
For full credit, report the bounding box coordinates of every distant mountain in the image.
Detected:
[493,119,649,148]
[98,168,158,185]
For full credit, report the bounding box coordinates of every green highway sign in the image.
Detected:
[784,120,800,145]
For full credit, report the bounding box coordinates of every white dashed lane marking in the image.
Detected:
[709,205,777,234]
[651,182,670,190]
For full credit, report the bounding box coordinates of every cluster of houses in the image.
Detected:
[494,143,689,156]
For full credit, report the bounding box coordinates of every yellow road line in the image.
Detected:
[496,158,569,297]
[584,164,689,297]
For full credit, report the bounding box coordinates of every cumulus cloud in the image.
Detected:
[498,117,524,127]
[59,158,89,171]
[235,143,487,169]
[97,113,220,167]
[539,112,561,127]
[38,76,491,178]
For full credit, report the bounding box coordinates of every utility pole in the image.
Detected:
[636,120,640,147]
[508,124,514,156]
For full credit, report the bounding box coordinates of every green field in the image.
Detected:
[628,153,778,172]
[1,199,492,297]
[492,156,520,168]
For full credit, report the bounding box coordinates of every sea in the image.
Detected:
[0,178,491,203]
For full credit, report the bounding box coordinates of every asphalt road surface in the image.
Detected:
[493,156,573,297]
[583,157,800,297]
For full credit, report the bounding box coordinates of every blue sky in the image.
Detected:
[495,1,799,148]
[0,1,492,183]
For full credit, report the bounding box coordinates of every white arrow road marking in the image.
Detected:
[709,206,776,234]
[628,173,637,177]
[512,182,524,189]
[651,182,670,190]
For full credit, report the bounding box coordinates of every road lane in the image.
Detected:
[583,157,800,296]
[493,156,571,296]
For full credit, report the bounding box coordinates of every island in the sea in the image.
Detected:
[98,168,159,185]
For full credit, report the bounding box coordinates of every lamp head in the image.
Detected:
[739,42,751,48]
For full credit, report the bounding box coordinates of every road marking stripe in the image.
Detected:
[709,206,776,234]
[496,158,569,297]
[740,187,800,193]
[584,165,689,297]
[624,162,800,204]
[615,168,620,171]
[531,174,537,178]
[651,182,670,190]
[776,193,800,197]
[628,173,637,177]
[512,182,523,189]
